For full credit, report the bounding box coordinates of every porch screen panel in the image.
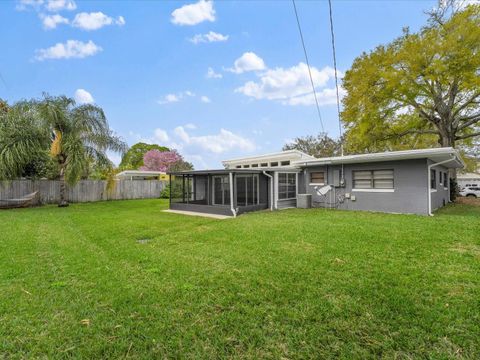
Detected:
[236,175,259,206]
[213,176,230,205]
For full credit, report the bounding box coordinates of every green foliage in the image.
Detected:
[283,132,342,157]
[36,94,128,187]
[342,3,480,153]
[168,159,194,172]
[0,199,479,357]
[159,180,184,199]
[0,100,50,180]
[119,142,169,170]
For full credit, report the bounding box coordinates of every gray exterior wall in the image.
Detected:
[302,159,431,215]
[428,162,450,211]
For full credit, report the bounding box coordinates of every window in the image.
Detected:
[444,172,448,187]
[213,176,230,205]
[260,163,268,167]
[280,160,290,166]
[243,165,250,168]
[278,173,296,199]
[353,169,394,189]
[430,169,436,189]
[235,165,241,169]
[439,172,443,185]
[252,164,259,168]
[270,162,278,167]
[310,171,325,184]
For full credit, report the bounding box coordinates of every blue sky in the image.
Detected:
[0,0,437,168]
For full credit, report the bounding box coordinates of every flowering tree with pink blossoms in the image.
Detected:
[140,150,193,172]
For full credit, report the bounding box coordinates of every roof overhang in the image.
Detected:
[116,170,166,178]
[222,150,315,166]
[292,147,465,169]
[169,167,301,176]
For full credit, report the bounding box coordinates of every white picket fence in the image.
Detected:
[0,180,167,204]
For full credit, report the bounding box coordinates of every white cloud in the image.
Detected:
[173,126,255,154]
[156,90,197,105]
[34,40,102,61]
[235,62,345,106]
[72,12,125,31]
[200,96,211,103]
[45,0,76,11]
[74,89,94,104]
[40,13,68,29]
[16,0,44,11]
[229,52,266,74]
[16,0,76,12]
[157,93,180,104]
[154,128,169,143]
[171,0,215,26]
[189,31,228,44]
[184,123,197,129]
[206,67,222,79]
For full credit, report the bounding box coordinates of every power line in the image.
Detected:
[292,0,324,133]
[328,0,344,155]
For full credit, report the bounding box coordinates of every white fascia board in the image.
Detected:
[222,150,315,166]
[292,147,464,169]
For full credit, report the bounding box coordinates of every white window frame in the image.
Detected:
[276,172,298,201]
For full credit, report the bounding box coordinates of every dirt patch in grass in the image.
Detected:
[450,243,480,258]
[456,197,480,206]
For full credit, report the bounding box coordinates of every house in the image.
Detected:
[116,170,167,180]
[457,172,480,189]
[168,147,464,217]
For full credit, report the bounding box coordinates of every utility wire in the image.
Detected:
[292,0,324,133]
[328,0,344,156]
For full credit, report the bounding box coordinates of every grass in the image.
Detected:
[0,199,479,359]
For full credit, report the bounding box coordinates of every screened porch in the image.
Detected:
[168,170,270,216]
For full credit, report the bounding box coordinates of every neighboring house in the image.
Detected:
[168,147,464,217]
[457,172,480,189]
[116,170,166,180]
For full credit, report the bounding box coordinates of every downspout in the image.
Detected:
[229,172,237,217]
[427,156,455,216]
[263,171,274,211]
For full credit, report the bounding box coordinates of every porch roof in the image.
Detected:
[168,167,301,176]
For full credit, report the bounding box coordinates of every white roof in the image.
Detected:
[222,150,315,166]
[116,170,166,178]
[292,147,464,168]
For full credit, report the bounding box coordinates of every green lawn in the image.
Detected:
[1,200,479,359]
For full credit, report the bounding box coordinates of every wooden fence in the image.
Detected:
[0,180,168,204]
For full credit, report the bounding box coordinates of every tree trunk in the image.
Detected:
[58,165,69,207]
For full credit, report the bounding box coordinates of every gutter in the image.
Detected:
[263,171,274,211]
[229,172,237,217]
[427,155,456,216]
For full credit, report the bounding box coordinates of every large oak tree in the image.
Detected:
[342,3,480,153]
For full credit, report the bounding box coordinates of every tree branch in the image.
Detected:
[456,131,480,140]
[382,128,440,141]
[453,91,480,117]
[457,113,480,130]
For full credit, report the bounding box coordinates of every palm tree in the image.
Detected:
[37,95,127,207]
[0,100,50,180]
